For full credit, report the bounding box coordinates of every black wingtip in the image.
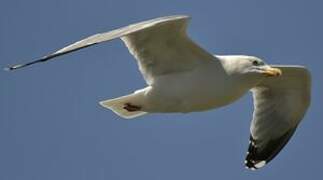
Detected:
[4,66,17,71]
[4,64,25,71]
[244,136,267,170]
[244,128,297,170]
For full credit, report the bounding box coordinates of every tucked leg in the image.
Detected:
[123,103,142,112]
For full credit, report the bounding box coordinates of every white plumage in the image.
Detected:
[6,15,311,170]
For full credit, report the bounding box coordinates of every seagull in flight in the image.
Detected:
[5,15,311,170]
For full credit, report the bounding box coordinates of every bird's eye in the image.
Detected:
[252,60,260,66]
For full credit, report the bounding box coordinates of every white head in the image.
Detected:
[217,55,282,85]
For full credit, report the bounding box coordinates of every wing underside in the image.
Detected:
[6,16,188,70]
[245,65,311,170]
[6,15,219,84]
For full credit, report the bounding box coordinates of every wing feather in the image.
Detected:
[245,65,311,170]
[6,15,189,70]
[6,15,219,84]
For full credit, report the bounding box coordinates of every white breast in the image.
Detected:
[143,63,250,113]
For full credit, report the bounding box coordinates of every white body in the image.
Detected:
[130,59,250,113]
[10,15,311,170]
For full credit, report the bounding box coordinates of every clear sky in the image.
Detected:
[1,0,322,179]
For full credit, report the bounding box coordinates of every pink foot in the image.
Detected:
[123,103,142,112]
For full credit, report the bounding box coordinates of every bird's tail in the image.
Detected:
[99,91,148,119]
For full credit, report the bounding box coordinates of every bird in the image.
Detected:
[5,15,311,170]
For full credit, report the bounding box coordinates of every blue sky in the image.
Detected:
[1,0,322,179]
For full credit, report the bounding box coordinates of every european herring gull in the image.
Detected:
[5,15,311,170]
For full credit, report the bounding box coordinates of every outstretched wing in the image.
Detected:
[6,15,219,84]
[245,65,311,170]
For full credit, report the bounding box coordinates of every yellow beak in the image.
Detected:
[261,67,282,77]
